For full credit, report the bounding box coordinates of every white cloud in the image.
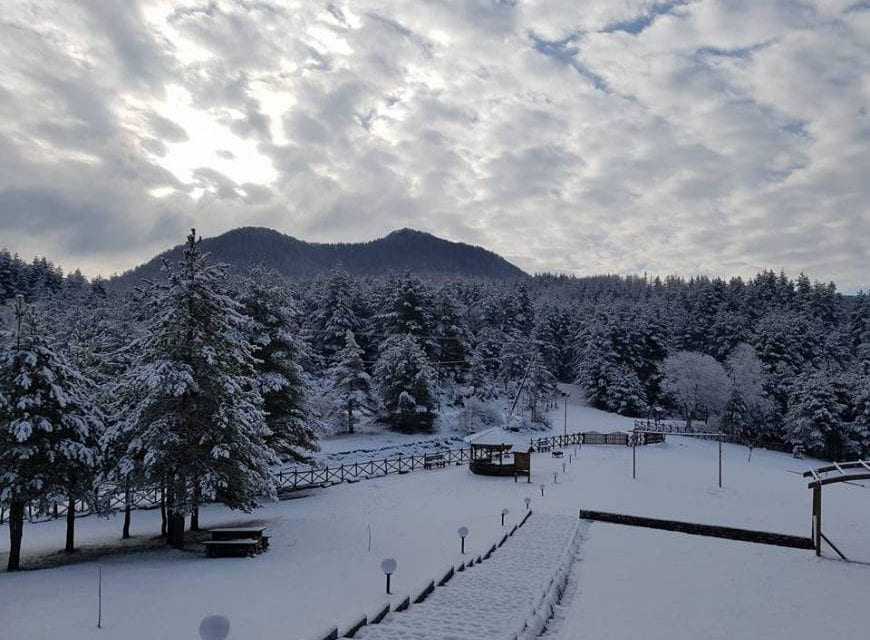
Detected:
[0,0,867,289]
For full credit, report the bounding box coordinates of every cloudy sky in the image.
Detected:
[1,1,868,289]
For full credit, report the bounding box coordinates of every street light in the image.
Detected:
[381,558,397,594]
[501,508,510,526]
[457,526,469,554]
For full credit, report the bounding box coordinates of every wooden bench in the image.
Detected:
[207,527,270,555]
[203,539,260,558]
[551,450,564,458]
[423,454,447,470]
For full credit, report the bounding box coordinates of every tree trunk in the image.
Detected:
[167,511,185,548]
[159,483,167,537]
[122,482,132,540]
[7,500,25,571]
[166,477,186,548]
[65,493,76,553]
[190,483,200,532]
[347,398,354,434]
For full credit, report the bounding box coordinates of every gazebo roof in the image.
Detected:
[464,427,515,448]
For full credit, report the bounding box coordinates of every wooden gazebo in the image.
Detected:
[465,428,531,479]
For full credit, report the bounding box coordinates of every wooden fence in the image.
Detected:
[6,429,667,524]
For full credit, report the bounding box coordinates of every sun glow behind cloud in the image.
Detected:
[0,0,867,288]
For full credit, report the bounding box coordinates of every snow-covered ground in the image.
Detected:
[2,388,868,640]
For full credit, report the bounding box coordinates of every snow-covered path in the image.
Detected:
[355,513,583,640]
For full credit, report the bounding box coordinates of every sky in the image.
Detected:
[0,1,868,290]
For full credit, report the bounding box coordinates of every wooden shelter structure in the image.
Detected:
[803,459,870,559]
[465,428,531,479]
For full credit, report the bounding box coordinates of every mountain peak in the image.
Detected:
[115,227,526,286]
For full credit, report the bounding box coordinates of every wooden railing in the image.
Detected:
[6,428,667,525]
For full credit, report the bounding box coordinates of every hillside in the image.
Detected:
[113,227,527,285]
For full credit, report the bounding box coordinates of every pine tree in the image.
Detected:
[785,370,844,458]
[313,270,361,365]
[240,268,318,462]
[574,320,618,411]
[852,376,870,457]
[374,334,438,432]
[329,330,375,433]
[110,230,276,548]
[524,358,558,423]
[0,297,102,570]
[381,275,433,343]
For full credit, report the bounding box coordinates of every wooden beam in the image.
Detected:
[803,461,870,477]
[807,472,870,488]
[578,509,814,550]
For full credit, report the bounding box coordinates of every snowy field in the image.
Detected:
[2,392,869,640]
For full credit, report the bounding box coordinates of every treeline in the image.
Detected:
[2,234,869,571]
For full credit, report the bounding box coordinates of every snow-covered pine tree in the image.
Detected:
[852,376,870,457]
[431,290,470,383]
[785,370,845,459]
[467,347,497,401]
[0,297,102,570]
[722,343,770,445]
[381,275,433,344]
[850,291,870,375]
[110,230,276,548]
[329,330,375,433]
[524,357,558,423]
[374,334,438,432]
[313,270,362,365]
[574,319,618,411]
[239,267,317,463]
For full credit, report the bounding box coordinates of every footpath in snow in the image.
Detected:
[356,513,583,640]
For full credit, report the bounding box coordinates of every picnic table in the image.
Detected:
[203,527,270,558]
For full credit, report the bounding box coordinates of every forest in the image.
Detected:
[1,232,869,571]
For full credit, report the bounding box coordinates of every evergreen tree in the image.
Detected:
[381,275,433,344]
[785,370,844,458]
[240,268,317,462]
[313,270,361,365]
[374,334,438,432]
[110,230,276,548]
[329,330,375,433]
[0,297,102,570]
[524,358,558,423]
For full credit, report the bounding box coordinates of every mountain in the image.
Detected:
[114,227,527,284]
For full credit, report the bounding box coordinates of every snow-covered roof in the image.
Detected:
[463,427,515,447]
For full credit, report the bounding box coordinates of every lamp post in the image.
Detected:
[524,497,531,510]
[501,508,509,526]
[381,558,397,594]
[458,526,469,554]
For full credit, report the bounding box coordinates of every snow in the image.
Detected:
[355,513,582,640]
[2,388,869,640]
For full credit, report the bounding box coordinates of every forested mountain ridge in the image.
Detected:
[111,227,528,285]
[1,237,869,464]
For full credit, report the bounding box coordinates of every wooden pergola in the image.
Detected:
[803,460,870,559]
